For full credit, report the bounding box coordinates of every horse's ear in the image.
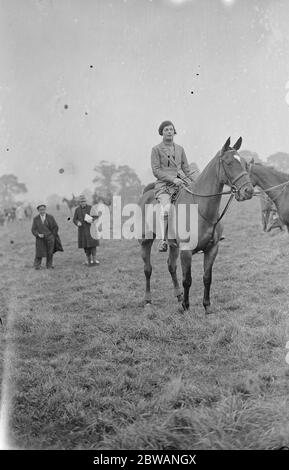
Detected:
[233,136,242,150]
[222,137,231,152]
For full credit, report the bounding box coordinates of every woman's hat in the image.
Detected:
[158,120,177,136]
[78,194,87,203]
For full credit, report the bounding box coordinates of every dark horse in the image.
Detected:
[139,137,254,314]
[248,162,289,232]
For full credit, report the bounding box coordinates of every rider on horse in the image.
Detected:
[151,120,199,252]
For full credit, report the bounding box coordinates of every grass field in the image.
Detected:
[0,196,289,450]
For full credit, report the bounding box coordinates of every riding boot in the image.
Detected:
[158,214,168,252]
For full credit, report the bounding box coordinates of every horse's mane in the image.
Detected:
[254,162,289,179]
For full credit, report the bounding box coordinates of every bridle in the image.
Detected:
[218,152,251,197]
[176,151,250,199]
[173,150,252,244]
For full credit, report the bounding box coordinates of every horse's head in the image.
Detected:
[219,137,254,201]
[241,157,262,188]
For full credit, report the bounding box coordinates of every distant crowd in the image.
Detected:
[0,204,33,225]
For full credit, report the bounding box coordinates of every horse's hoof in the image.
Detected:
[205,306,214,315]
[177,304,185,314]
[144,303,156,319]
[178,304,189,314]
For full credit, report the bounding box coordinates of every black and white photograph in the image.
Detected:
[0,0,289,456]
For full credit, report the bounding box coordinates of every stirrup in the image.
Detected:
[158,240,168,252]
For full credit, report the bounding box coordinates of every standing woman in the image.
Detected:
[73,194,99,266]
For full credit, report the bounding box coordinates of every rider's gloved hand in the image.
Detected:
[173,178,183,187]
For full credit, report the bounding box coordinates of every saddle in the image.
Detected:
[143,180,196,204]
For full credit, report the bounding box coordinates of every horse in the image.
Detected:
[139,137,254,315]
[62,195,78,214]
[248,162,289,232]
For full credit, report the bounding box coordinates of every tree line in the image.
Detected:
[0,161,144,210]
[92,161,143,204]
[239,150,289,172]
[1,152,289,210]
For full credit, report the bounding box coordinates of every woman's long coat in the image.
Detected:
[31,214,63,258]
[73,205,99,248]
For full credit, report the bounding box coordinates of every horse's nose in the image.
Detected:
[244,185,254,199]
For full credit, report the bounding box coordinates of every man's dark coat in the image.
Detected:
[31,214,63,258]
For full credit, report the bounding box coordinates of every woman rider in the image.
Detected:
[151,120,199,252]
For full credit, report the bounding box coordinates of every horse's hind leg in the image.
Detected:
[167,246,182,303]
[180,249,192,311]
[203,243,219,315]
[141,240,153,306]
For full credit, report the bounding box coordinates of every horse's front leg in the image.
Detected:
[262,210,267,232]
[265,210,271,232]
[203,243,219,314]
[180,249,192,311]
[141,240,153,308]
[167,245,182,303]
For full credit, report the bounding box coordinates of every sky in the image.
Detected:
[1,0,289,203]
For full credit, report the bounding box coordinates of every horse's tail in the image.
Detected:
[143,182,155,194]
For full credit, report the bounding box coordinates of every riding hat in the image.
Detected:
[158,120,177,136]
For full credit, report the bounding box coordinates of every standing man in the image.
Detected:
[73,194,99,266]
[31,204,63,269]
[151,120,198,252]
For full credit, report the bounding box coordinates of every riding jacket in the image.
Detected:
[151,142,198,197]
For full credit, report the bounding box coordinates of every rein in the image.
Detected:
[169,155,232,197]
[174,154,246,244]
[254,184,288,203]
[198,192,235,244]
[176,154,249,198]
[181,185,232,197]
